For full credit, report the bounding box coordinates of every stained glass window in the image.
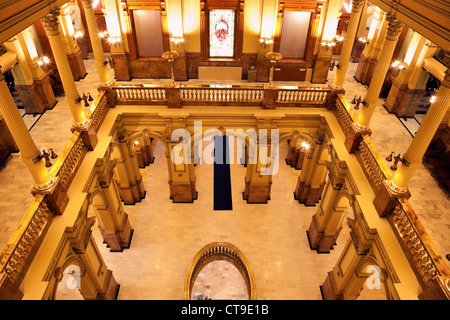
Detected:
[209,9,235,57]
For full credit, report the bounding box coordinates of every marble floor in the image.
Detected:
[0,54,448,300]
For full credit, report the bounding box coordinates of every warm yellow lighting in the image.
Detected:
[134,140,139,145]
[301,142,310,149]
[65,14,75,36]
[74,31,84,39]
[22,28,39,60]
[430,95,437,103]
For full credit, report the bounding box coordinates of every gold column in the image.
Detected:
[332,0,365,89]
[0,75,54,190]
[81,0,113,87]
[390,60,450,192]
[356,14,404,129]
[41,8,88,127]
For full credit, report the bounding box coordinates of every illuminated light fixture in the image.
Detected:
[37,56,50,69]
[73,31,84,39]
[430,95,437,103]
[265,51,283,87]
[170,36,184,47]
[134,140,139,146]
[259,37,273,49]
[321,35,343,50]
[300,142,310,149]
[391,60,405,75]
[98,31,121,47]
[343,2,352,13]
[358,37,369,44]
[162,50,180,86]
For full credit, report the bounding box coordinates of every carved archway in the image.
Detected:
[184,242,257,300]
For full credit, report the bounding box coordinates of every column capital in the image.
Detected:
[442,51,450,89]
[351,0,366,12]
[385,13,404,41]
[41,8,61,36]
[81,0,94,9]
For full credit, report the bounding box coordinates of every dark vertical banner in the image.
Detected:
[214,135,233,210]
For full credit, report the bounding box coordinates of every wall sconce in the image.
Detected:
[35,148,58,167]
[430,94,437,104]
[37,56,50,69]
[358,37,369,45]
[391,60,405,75]
[329,60,336,71]
[170,36,184,47]
[259,38,273,49]
[300,141,310,150]
[73,31,84,40]
[102,56,114,67]
[351,95,362,109]
[322,35,344,51]
[99,31,121,47]
[386,152,407,171]
[75,92,93,107]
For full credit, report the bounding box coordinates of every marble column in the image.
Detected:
[0,75,54,190]
[375,60,450,216]
[332,0,365,89]
[81,0,113,88]
[41,8,88,128]
[356,14,404,129]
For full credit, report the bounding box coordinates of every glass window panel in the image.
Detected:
[279,11,311,58]
[209,9,235,57]
[134,10,164,57]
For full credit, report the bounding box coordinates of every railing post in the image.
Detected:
[0,273,23,300]
[373,180,411,217]
[262,84,278,109]
[166,84,181,108]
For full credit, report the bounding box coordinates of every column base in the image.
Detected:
[373,180,411,217]
[67,48,87,81]
[321,271,343,300]
[99,215,133,252]
[96,271,119,300]
[0,273,23,300]
[117,177,146,205]
[169,181,197,203]
[385,79,422,117]
[307,217,341,253]
[294,180,325,206]
[243,181,271,203]
[112,54,131,81]
[311,55,331,84]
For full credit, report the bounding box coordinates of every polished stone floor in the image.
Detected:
[0,54,448,300]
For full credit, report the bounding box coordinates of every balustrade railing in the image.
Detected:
[0,91,110,286]
[334,94,450,289]
[113,84,331,108]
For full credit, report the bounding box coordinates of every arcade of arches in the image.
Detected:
[0,0,449,301]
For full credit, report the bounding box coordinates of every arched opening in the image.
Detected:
[191,260,249,300]
[54,263,84,300]
[184,242,256,300]
[357,263,389,300]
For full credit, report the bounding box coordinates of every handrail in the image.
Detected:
[0,91,109,285]
[113,84,331,107]
[334,93,450,290]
